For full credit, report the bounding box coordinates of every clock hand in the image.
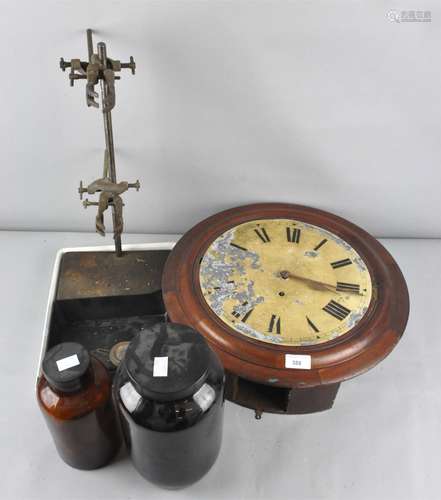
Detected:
[282,271,338,294]
[280,271,363,295]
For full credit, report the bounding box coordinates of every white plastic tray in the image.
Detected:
[37,242,176,378]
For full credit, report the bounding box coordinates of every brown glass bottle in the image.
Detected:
[114,323,225,488]
[37,342,121,470]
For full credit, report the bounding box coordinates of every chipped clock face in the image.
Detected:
[199,218,373,346]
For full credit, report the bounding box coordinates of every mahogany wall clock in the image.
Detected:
[162,203,409,418]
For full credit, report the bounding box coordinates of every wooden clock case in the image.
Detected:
[162,203,409,417]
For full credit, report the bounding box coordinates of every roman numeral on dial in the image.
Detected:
[232,302,254,322]
[254,228,271,243]
[314,239,328,251]
[336,282,360,293]
[306,316,319,333]
[268,314,281,334]
[286,227,301,243]
[330,258,352,269]
[323,300,351,320]
[230,242,248,252]
[213,280,235,291]
[241,308,254,322]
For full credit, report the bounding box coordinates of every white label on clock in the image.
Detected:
[56,354,80,372]
[285,354,311,370]
[153,356,168,377]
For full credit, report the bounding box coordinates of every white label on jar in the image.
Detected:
[120,382,142,413]
[285,354,311,370]
[193,383,216,412]
[153,356,168,377]
[56,354,80,372]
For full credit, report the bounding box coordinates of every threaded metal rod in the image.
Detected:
[97,41,122,257]
[86,29,93,62]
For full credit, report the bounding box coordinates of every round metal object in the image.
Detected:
[109,341,130,368]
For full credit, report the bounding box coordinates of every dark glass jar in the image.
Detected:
[37,342,121,470]
[114,323,225,489]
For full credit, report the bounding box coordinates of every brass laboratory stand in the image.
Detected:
[60,29,140,256]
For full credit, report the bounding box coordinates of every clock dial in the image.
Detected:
[199,219,372,346]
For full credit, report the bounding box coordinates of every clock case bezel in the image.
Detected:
[162,203,409,412]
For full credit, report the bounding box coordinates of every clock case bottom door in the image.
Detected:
[225,373,340,418]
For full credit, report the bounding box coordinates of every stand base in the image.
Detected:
[225,372,340,418]
[56,250,169,300]
[43,248,171,375]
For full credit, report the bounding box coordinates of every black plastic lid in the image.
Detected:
[123,323,211,402]
[42,342,91,393]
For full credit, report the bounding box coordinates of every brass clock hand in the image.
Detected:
[280,271,363,295]
[281,271,338,294]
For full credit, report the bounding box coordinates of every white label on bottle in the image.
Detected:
[120,382,142,413]
[56,354,80,372]
[153,356,168,377]
[193,383,216,412]
[285,354,311,370]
